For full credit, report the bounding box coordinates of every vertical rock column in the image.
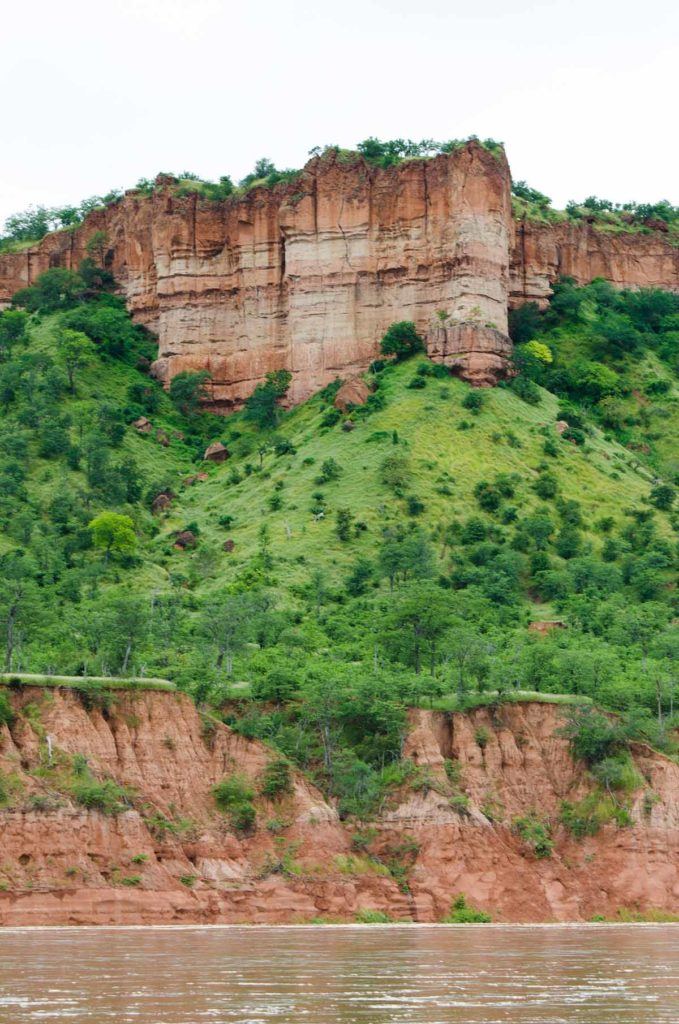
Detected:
[426,143,514,384]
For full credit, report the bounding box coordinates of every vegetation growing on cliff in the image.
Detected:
[1,265,677,818]
[512,180,679,241]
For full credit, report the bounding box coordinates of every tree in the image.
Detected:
[88,512,137,561]
[91,593,150,674]
[12,268,85,313]
[169,370,211,416]
[445,625,489,700]
[244,370,292,430]
[523,340,553,364]
[649,484,675,511]
[508,302,542,343]
[0,310,28,361]
[336,508,354,541]
[380,321,424,361]
[386,583,453,674]
[200,592,260,677]
[57,328,94,393]
[0,555,40,671]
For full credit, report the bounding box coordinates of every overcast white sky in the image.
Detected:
[1,0,677,225]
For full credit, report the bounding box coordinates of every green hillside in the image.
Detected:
[0,265,677,817]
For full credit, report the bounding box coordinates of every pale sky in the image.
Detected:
[1,0,677,226]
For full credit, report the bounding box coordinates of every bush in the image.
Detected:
[70,776,130,815]
[533,471,558,500]
[512,814,553,858]
[560,708,626,765]
[260,759,293,799]
[510,375,541,405]
[443,894,491,923]
[462,390,484,414]
[212,774,256,832]
[379,321,424,361]
[354,909,393,923]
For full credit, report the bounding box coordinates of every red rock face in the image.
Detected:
[0,690,677,925]
[0,143,512,408]
[427,324,514,386]
[510,219,679,308]
[1,144,677,410]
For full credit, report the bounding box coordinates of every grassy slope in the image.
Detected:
[0,313,195,565]
[146,358,664,605]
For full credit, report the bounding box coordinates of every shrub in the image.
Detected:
[316,457,343,484]
[559,708,626,765]
[462,390,484,414]
[533,471,558,500]
[512,814,554,858]
[70,776,130,815]
[336,508,354,541]
[170,371,211,417]
[510,375,541,404]
[379,321,424,360]
[354,908,393,923]
[649,484,675,510]
[260,759,293,799]
[443,894,491,923]
[212,774,256,832]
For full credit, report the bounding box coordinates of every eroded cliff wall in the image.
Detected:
[1,143,677,409]
[0,688,677,925]
[0,142,512,408]
[510,219,679,308]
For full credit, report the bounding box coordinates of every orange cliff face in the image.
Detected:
[510,218,679,308]
[0,689,678,926]
[1,141,678,410]
[0,142,513,407]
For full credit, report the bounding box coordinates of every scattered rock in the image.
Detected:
[555,420,569,435]
[174,531,197,550]
[223,539,235,553]
[204,441,230,463]
[183,473,209,487]
[156,429,170,447]
[334,376,371,413]
[133,417,153,434]
[341,419,356,432]
[172,430,185,441]
[152,492,173,514]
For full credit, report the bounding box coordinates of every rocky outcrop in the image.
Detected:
[0,689,677,925]
[333,376,371,412]
[427,324,514,386]
[510,219,679,308]
[1,142,677,410]
[0,143,512,407]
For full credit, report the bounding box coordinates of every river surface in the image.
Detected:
[0,924,677,1023]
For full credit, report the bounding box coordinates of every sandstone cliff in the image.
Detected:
[0,144,677,408]
[0,687,676,925]
[510,218,679,308]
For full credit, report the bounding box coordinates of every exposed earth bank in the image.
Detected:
[0,687,676,925]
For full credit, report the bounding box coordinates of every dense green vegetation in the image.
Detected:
[512,180,679,242]
[1,261,677,821]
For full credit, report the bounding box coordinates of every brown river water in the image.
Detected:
[0,925,677,1023]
